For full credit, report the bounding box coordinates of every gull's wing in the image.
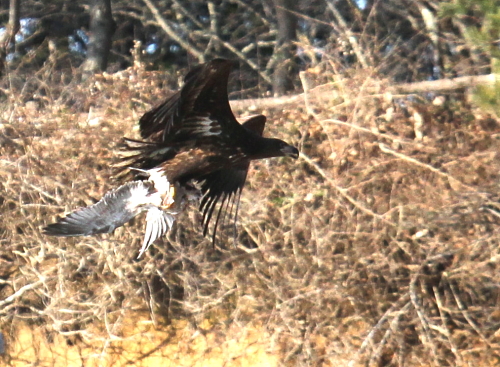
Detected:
[138,207,176,258]
[43,181,155,237]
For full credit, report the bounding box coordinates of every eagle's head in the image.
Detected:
[278,140,300,159]
[249,138,299,160]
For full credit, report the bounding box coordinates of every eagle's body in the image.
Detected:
[44,59,298,257]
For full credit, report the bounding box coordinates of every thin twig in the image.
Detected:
[142,0,205,62]
[449,281,492,347]
[299,152,397,226]
[409,272,440,367]
[326,1,370,68]
[378,143,477,192]
[350,295,410,366]
[0,280,44,308]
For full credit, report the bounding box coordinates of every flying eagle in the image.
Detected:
[44,59,299,257]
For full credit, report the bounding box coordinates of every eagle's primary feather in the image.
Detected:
[44,59,299,257]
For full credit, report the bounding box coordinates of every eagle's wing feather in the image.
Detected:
[139,59,238,144]
[43,181,153,237]
[197,115,267,241]
[118,60,240,178]
[199,165,248,241]
[139,92,180,140]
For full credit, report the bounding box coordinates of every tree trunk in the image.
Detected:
[0,0,20,76]
[272,0,297,96]
[82,0,115,74]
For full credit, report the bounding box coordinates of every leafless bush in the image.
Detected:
[2,56,500,366]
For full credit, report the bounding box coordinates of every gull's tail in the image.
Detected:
[139,207,175,258]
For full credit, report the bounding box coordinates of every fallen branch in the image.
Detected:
[230,74,499,110]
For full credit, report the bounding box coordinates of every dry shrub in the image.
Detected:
[2,60,500,366]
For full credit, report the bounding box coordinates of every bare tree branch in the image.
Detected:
[142,0,205,63]
[230,74,500,110]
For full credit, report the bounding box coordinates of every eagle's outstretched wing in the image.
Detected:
[116,59,240,179]
[139,58,238,143]
[198,115,267,240]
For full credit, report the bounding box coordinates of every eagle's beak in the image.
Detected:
[282,145,299,159]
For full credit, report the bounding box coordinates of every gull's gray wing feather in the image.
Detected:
[138,208,175,258]
[43,181,154,237]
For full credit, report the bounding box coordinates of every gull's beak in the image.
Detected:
[281,145,299,159]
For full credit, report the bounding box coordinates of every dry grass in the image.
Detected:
[2,62,500,366]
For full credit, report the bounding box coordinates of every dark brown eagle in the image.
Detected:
[44,59,299,257]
